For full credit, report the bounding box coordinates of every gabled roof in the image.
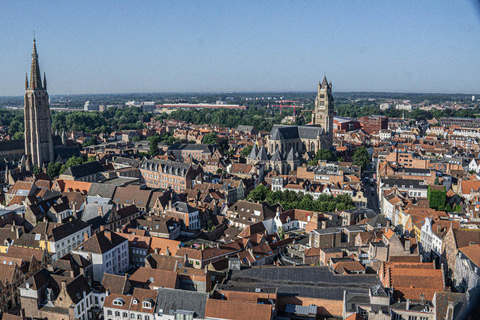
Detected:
[62,161,105,179]
[73,230,126,254]
[155,288,208,318]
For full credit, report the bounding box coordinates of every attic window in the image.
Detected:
[113,298,124,306]
[132,299,138,305]
[142,301,152,309]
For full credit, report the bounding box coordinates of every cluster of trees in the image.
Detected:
[336,100,480,122]
[156,106,287,132]
[51,107,153,134]
[352,146,371,171]
[308,149,341,165]
[45,155,96,180]
[0,110,24,138]
[247,184,356,212]
[427,185,447,211]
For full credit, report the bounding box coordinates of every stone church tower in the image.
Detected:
[313,75,334,144]
[24,38,54,168]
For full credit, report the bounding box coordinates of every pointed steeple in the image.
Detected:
[30,38,43,90]
[43,72,47,90]
[25,73,29,91]
[321,75,328,87]
[248,144,258,160]
[286,147,296,162]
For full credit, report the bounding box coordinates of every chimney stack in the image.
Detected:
[406,299,410,310]
[98,205,103,216]
[15,227,20,239]
[84,232,89,242]
[405,238,411,252]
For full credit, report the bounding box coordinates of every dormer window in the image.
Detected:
[132,299,138,305]
[142,301,152,309]
[113,298,124,306]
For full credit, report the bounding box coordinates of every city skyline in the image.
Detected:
[2,1,480,96]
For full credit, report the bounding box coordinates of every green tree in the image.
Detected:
[313,149,338,162]
[202,132,217,145]
[46,162,63,180]
[427,185,446,211]
[240,145,253,158]
[131,135,141,142]
[247,185,269,202]
[32,166,42,174]
[12,132,24,140]
[149,141,159,157]
[352,146,371,171]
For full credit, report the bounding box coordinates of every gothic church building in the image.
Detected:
[248,76,334,174]
[24,38,54,168]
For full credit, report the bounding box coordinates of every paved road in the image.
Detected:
[365,178,380,214]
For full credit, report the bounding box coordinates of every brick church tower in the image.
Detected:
[313,75,334,147]
[24,38,54,168]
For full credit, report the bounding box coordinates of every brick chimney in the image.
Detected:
[98,205,103,216]
[84,232,89,242]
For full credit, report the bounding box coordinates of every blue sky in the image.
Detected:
[1,1,480,95]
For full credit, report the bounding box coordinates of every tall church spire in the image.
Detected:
[30,38,43,90]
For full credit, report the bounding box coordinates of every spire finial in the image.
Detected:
[33,31,35,41]
[30,37,42,90]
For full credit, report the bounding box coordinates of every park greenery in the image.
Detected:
[247,184,356,212]
[427,185,447,211]
[156,106,289,132]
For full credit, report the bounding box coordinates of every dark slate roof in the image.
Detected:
[237,125,255,132]
[381,178,428,190]
[113,157,141,168]
[155,288,208,318]
[257,147,269,161]
[74,230,126,254]
[53,145,81,159]
[228,266,381,300]
[172,201,197,213]
[269,125,324,141]
[298,126,324,139]
[80,202,115,229]
[62,161,105,179]
[286,148,296,162]
[366,215,389,229]
[248,145,258,160]
[270,149,282,162]
[50,219,90,242]
[0,139,24,152]
[168,143,213,153]
[87,183,117,199]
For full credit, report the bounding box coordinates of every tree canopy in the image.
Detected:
[353,146,371,171]
[247,184,355,212]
